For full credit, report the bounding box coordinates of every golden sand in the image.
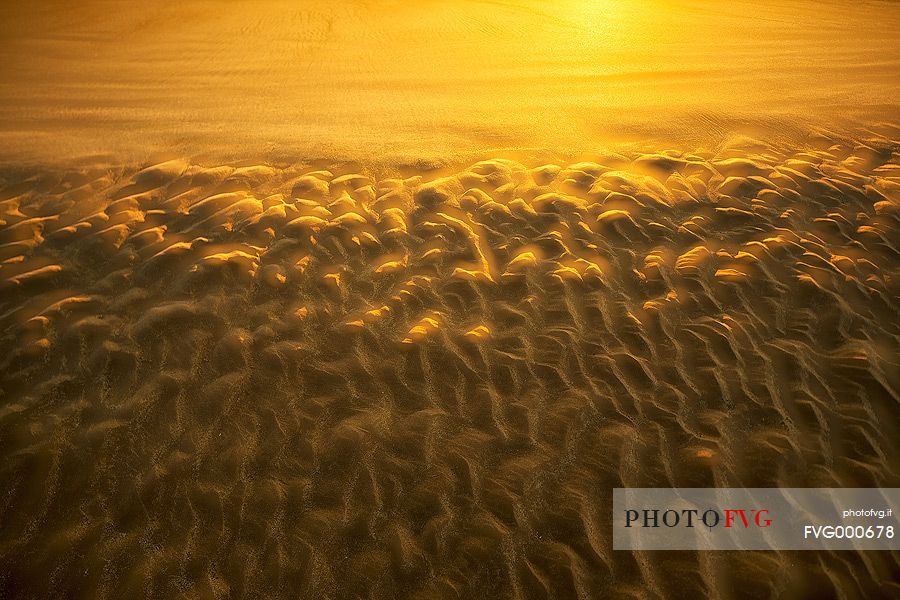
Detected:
[2,134,899,596]
[0,0,898,164]
[0,1,899,598]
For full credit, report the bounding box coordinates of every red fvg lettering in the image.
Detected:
[724,509,771,528]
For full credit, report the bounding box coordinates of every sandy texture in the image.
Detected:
[0,0,898,164]
[1,0,900,598]
[1,131,899,597]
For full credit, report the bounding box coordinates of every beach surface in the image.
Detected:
[0,1,899,599]
[0,0,898,164]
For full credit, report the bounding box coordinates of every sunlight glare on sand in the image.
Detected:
[0,0,897,162]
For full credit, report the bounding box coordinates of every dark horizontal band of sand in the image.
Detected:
[1,131,898,598]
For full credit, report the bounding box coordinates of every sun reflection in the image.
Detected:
[0,0,896,161]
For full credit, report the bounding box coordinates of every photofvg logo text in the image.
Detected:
[625,506,771,529]
[613,488,900,550]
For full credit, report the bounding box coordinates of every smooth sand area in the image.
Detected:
[0,0,898,164]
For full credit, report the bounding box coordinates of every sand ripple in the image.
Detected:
[1,134,899,597]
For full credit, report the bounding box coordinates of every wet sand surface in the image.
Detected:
[1,1,899,599]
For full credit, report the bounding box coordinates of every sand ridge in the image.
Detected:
[0,131,898,597]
